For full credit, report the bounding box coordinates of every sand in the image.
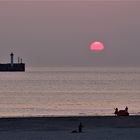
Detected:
[0,116,140,140]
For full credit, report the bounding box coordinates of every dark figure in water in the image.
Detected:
[78,122,83,133]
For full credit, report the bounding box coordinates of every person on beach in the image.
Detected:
[71,122,83,133]
[78,122,83,133]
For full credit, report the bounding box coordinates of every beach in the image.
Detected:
[0,116,140,140]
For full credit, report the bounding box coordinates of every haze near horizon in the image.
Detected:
[0,1,140,67]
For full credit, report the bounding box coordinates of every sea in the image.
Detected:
[0,67,140,117]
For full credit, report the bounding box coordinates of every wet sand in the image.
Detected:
[0,116,140,140]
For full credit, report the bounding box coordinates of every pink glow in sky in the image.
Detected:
[90,42,104,52]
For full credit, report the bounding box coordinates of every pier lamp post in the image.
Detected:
[10,52,14,67]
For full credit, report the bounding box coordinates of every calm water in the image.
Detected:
[0,67,140,117]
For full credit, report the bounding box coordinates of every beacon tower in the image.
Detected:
[0,52,25,72]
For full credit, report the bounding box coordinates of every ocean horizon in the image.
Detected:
[0,66,140,117]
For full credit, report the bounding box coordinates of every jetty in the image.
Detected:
[0,53,25,72]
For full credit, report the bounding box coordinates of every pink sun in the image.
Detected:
[90,41,105,52]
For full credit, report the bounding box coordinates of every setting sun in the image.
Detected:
[90,41,104,52]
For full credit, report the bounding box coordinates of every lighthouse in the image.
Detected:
[10,52,14,67]
[0,53,25,71]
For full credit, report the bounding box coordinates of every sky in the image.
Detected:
[0,0,140,67]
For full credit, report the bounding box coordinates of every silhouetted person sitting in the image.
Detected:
[72,130,78,133]
[78,122,83,133]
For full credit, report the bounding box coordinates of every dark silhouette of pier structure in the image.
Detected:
[0,53,25,72]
